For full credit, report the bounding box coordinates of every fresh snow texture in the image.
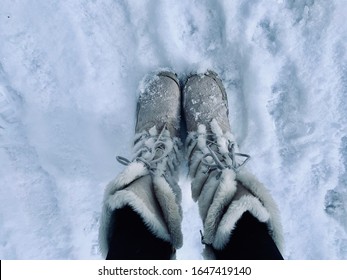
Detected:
[0,0,347,259]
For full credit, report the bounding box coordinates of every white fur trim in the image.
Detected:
[99,161,150,257]
[186,119,284,255]
[236,169,284,253]
[99,188,172,257]
[211,119,229,154]
[203,169,237,244]
[104,161,149,196]
[197,124,208,152]
[212,195,270,250]
[153,176,183,248]
[99,125,184,257]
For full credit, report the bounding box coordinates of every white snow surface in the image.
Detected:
[1,0,347,259]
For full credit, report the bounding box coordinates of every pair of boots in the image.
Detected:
[99,70,284,259]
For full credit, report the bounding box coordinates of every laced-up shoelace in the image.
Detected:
[201,138,250,179]
[116,124,172,174]
[196,137,250,246]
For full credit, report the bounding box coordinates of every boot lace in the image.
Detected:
[194,135,250,179]
[116,124,175,175]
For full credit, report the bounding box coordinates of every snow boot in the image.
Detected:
[183,71,284,258]
[99,71,183,259]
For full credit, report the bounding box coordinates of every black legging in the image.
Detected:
[106,206,174,260]
[212,211,283,260]
[106,206,283,260]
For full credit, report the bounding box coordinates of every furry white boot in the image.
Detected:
[184,72,284,254]
[99,71,183,257]
[186,120,283,252]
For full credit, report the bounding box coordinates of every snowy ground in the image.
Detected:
[1,0,347,259]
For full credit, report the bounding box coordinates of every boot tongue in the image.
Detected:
[131,124,181,177]
[200,120,251,175]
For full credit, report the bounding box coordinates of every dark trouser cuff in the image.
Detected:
[212,211,284,260]
[106,206,174,260]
